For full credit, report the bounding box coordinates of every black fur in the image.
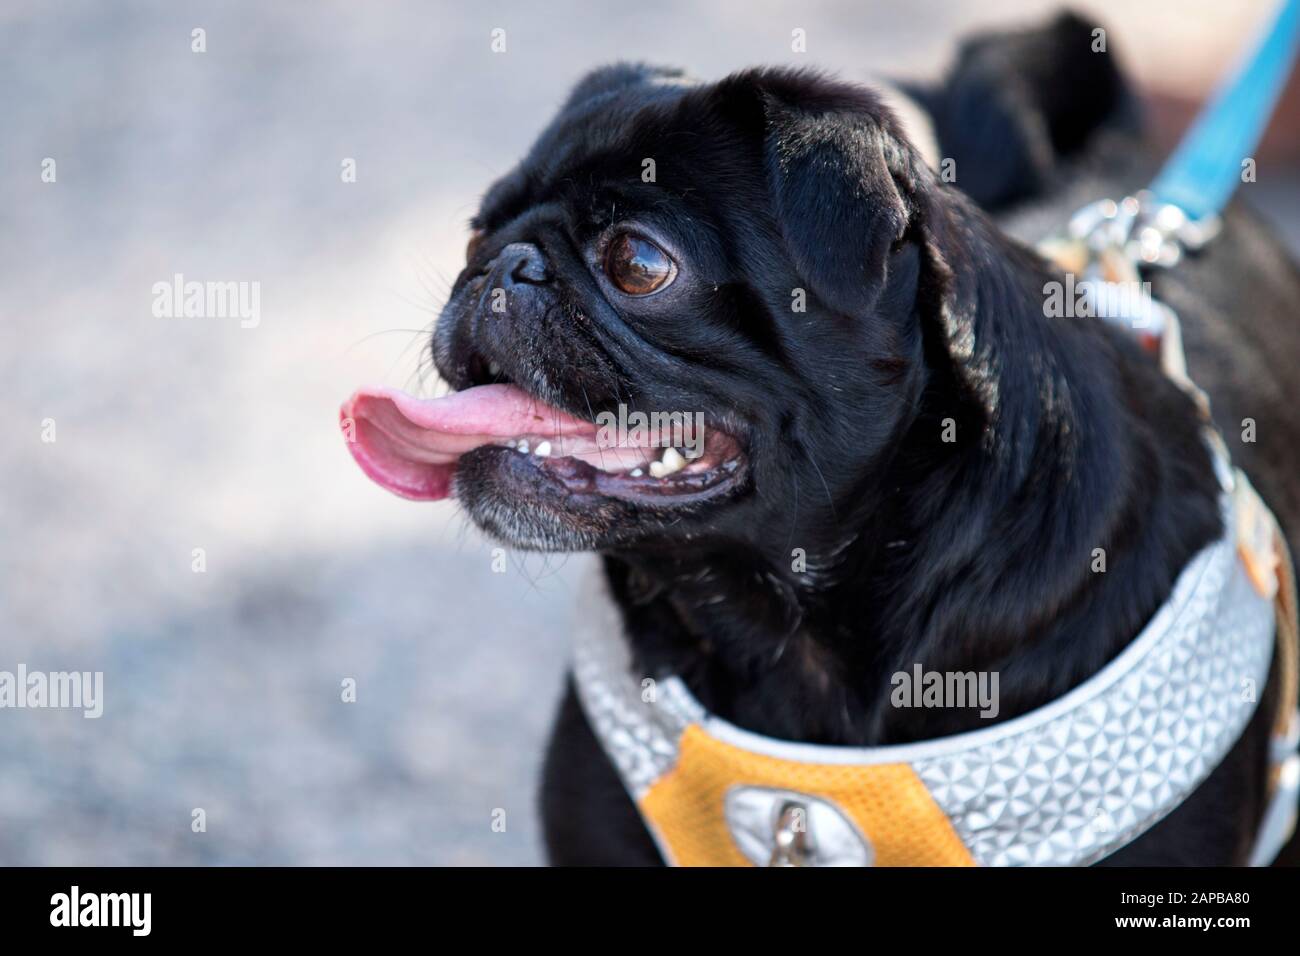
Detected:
[432,14,1300,865]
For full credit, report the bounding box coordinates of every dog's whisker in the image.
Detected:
[804,448,837,520]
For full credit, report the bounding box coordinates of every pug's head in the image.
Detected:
[343,65,977,558]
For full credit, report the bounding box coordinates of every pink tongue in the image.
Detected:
[340,384,595,501]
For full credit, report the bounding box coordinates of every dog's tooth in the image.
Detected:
[660,447,686,475]
[534,440,552,458]
[648,460,668,478]
[630,468,643,477]
[517,439,529,454]
[488,361,501,377]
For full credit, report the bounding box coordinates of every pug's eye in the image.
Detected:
[604,234,677,295]
[465,229,487,263]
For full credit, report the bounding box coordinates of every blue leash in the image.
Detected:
[1150,0,1300,222]
[1047,0,1300,278]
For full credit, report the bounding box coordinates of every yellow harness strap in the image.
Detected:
[640,725,975,866]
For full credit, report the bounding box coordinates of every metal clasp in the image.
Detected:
[768,800,814,867]
[1066,191,1220,271]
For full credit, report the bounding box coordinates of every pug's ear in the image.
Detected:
[750,76,915,318]
[710,71,998,420]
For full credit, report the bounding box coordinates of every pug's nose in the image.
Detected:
[498,242,552,286]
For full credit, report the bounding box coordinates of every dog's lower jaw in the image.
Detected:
[460,494,602,552]
[454,460,607,552]
[453,462,736,553]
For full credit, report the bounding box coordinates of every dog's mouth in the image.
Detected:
[340,378,746,507]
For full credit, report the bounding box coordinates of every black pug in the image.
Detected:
[346,13,1300,864]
